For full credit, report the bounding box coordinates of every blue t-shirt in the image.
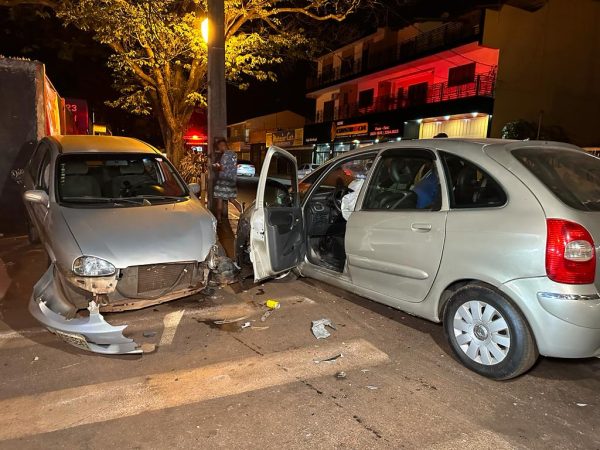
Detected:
[413,170,439,209]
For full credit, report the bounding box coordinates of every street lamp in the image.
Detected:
[201,18,209,43]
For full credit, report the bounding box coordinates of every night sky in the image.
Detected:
[0,1,498,147]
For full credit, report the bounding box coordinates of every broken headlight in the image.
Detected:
[72,256,116,277]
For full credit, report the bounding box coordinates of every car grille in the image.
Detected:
[137,263,190,294]
[116,263,198,298]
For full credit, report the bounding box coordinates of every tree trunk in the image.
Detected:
[164,124,185,168]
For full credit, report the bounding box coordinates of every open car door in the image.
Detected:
[249,146,305,281]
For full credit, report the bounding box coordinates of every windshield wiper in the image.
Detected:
[122,195,186,201]
[62,196,148,205]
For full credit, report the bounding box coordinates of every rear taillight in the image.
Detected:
[546,219,596,284]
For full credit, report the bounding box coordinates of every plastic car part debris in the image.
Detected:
[311,318,336,339]
[265,299,280,309]
[314,353,343,364]
[260,310,272,322]
[366,385,379,390]
[335,371,347,379]
[143,331,157,338]
[241,322,251,329]
[214,316,248,325]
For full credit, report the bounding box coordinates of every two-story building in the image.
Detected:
[304,0,600,162]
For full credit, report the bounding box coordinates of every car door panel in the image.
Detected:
[345,148,447,304]
[346,211,447,303]
[249,146,304,281]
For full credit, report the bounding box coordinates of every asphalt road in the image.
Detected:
[0,236,599,449]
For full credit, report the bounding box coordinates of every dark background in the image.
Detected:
[0,1,503,148]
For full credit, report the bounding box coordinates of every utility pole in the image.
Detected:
[206,0,227,214]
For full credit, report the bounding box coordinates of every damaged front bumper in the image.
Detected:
[30,264,141,354]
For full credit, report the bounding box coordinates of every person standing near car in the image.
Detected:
[212,138,241,222]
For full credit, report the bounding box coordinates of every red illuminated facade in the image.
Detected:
[183,108,208,151]
[304,10,500,162]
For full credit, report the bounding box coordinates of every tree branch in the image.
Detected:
[0,0,58,8]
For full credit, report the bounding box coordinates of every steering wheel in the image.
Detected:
[332,185,348,213]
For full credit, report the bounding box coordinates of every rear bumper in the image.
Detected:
[501,277,600,358]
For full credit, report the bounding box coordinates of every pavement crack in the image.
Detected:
[230,335,264,356]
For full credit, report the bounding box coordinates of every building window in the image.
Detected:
[448,63,476,87]
[408,82,428,105]
[358,89,374,108]
[323,100,335,122]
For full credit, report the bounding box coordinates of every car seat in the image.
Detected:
[111,161,153,197]
[61,161,101,198]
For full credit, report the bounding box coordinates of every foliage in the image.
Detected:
[178,150,206,184]
[501,119,570,142]
[1,0,361,165]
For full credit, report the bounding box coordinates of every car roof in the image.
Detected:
[48,135,160,154]
[321,138,580,165]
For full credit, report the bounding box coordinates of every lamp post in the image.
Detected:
[202,0,227,214]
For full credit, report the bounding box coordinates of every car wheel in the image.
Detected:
[443,284,538,380]
[27,219,40,244]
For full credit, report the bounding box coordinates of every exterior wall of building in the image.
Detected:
[484,0,600,146]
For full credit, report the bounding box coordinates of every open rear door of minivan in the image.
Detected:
[249,146,305,281]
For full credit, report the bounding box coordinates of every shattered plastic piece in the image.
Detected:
[260,310,272,322]
[314,353,343,364]
[265,299,280,309]
[311,318,336,339]
[32,356,39,362]
[214,316,248,325]
[335,371,347,379]
[241,322,251,329]
[576,403,588,407]
[143,331,157,338]
[366,385,379,390]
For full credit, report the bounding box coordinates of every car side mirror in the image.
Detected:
[24,190,49,207]
[188,183,201,195]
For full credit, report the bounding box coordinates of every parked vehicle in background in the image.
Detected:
[298,163,319,179]
[23,135,220,354]
[237,140,600,380]
[236,160,256,177]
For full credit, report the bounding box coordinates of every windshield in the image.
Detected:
[513,148,600,211]
[56,153,188,207]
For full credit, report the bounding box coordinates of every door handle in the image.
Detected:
[411,223,432,232]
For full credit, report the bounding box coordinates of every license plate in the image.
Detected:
[53,329,91,351]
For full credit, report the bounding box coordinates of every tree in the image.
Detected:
[1,0,360,165]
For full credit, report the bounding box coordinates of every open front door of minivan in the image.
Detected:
[249,146,305,281]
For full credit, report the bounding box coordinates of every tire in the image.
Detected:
[27,219,40,245]
[443,284,538,380]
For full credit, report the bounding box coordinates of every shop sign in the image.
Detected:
[369,124,400,137]
[267,128,304,147]
[333,121,368,139]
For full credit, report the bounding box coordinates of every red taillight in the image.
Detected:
[546,219,596,284]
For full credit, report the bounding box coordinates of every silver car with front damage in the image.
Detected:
[23,135,219,354]
[237,140,600,380]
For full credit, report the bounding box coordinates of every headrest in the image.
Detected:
[120,161,145,175]
[65,161,89,175]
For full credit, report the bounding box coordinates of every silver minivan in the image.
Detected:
[237,139,600,379]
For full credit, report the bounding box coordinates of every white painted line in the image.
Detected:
[158,309,185,346]
[0,338,389,441]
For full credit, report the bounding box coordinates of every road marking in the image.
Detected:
[158,309,185,346]
[0,338,389,441]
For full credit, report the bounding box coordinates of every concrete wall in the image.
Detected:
[484,0,600,145]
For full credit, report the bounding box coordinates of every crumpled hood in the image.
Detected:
[60,198,216,268]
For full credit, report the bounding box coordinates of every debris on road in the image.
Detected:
[32,356,39,363]
[260,310,273,322]
[576,403,588,407]
[143,331,157,338]
[255,288,265,296]
[314,353,343,364]
[214,317,248,325]
[335,371,347,379]
[366,385,379,390]
[251,326,269,331]
[265,299,280,309]
[241,322,251,329]
[311,318,336,339]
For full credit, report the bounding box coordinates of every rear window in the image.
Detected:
[513,148,600,211]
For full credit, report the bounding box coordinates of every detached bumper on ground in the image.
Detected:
[29,264,141,354]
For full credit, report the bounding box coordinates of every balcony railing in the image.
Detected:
[314,71,496,123]
[307,18,482,91]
